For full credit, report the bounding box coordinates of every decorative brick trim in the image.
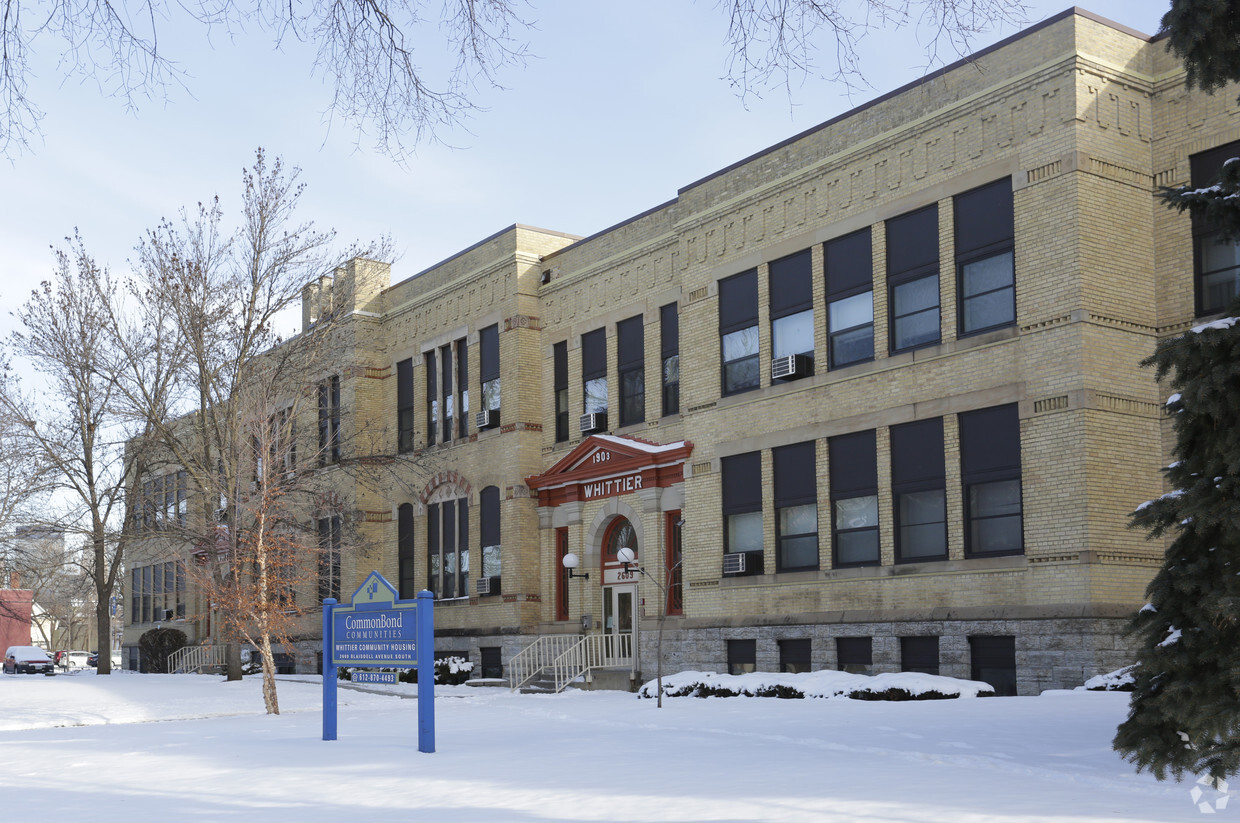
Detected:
[419,470,472,504]
[1032,395,1069,414]
[1025,159,1061,184]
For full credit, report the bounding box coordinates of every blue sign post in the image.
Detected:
[322,572,435,752]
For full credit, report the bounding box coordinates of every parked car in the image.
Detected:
[87,651,123,669]
[4,646,55,675]
[59,650,91,670]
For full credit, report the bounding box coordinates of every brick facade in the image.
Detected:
[125,10,1235,693]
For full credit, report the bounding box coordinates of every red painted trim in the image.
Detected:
[526,435,694,508]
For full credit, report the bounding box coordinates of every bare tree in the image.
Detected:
[2,2,1042,160]
[720,0,1029,99]
[0,242,142,673]
[0,0,530,159]
[105,149,391,710]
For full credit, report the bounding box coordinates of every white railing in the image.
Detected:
[550,633,634,693]
[167,644,227,674]
[508,635,582,691]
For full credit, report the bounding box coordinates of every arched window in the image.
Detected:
[603,517,637,563]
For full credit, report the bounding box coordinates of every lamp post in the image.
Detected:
[617,545,681,708]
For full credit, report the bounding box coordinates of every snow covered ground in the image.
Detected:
[0,670,1219,821]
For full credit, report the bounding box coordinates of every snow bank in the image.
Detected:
[638,669,995,700]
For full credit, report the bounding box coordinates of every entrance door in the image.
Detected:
[601,584,636,666]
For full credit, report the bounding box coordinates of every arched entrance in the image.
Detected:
[600,516,638,666]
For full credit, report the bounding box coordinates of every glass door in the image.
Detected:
[602,584,636,666]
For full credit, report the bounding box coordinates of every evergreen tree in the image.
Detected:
[1162,0,1240,100]
[1113,162,1240,779]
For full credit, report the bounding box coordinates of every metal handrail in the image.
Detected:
[550,633,633,693]
[508,634,581,691]
[167,644,227,674]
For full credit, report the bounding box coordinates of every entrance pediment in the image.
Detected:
[526,435,693,507]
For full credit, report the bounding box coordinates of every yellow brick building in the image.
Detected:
[124,8,1240,694]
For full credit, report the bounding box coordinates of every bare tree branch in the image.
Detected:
[718,0,1030,101]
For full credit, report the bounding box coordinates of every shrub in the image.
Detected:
[138,628,189,674]
[848,687,970,701]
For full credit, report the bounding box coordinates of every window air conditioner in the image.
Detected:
[771,353,810,381]
[580,412,607,434]
[722,553,747,575]
[475,409,499,430]
[476,577,490,595]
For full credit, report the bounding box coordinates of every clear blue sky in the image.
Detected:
[0,2,1170,337]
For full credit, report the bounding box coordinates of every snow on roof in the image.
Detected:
[592,434,687,454]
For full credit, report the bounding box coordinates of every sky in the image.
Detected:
[0,669,1218,821]
[0,1,1171,341]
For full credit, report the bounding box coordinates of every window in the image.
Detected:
[427,498,469,599]
[553,341,569,442]
[479,486,501,595]
[960,404,1023,556]
[887,206,940,352]
[830,430,879,566]
[130,567,140,624]
[317,515,342,603]
[970,635,1017,696]
[779,638,811,673]
[660,303,679,416]
[270,410,295,476]
[397,358,415,452]
[665,511,683,616]
[774,441,818,572]
[427,341,469,445]
[424,351,437,446]
[825,228,874,368]
[555,527,570,621]
[900,636,939,675]
[318,374,341,465]
[156,560,186,619]
[603,517,636,563]
[769,250,814,377]
[617,315,645,426]
[581,328,608,419]
[480,324,501,426]
[398,503,416,599]
[176,560,186,617]
[142,565,152,623]
[440,345,454,442]
[457,338,469,439]
[836,637,872,674]
[1191,140,1240,315]
[891,418,947,561]
[722,451,763,575]
[719,269,760,395]
[727,639,756,675]
[955,178,1015,334]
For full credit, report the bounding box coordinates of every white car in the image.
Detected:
[60,650,91,670]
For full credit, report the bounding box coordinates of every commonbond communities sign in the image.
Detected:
[321,571,435,752]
